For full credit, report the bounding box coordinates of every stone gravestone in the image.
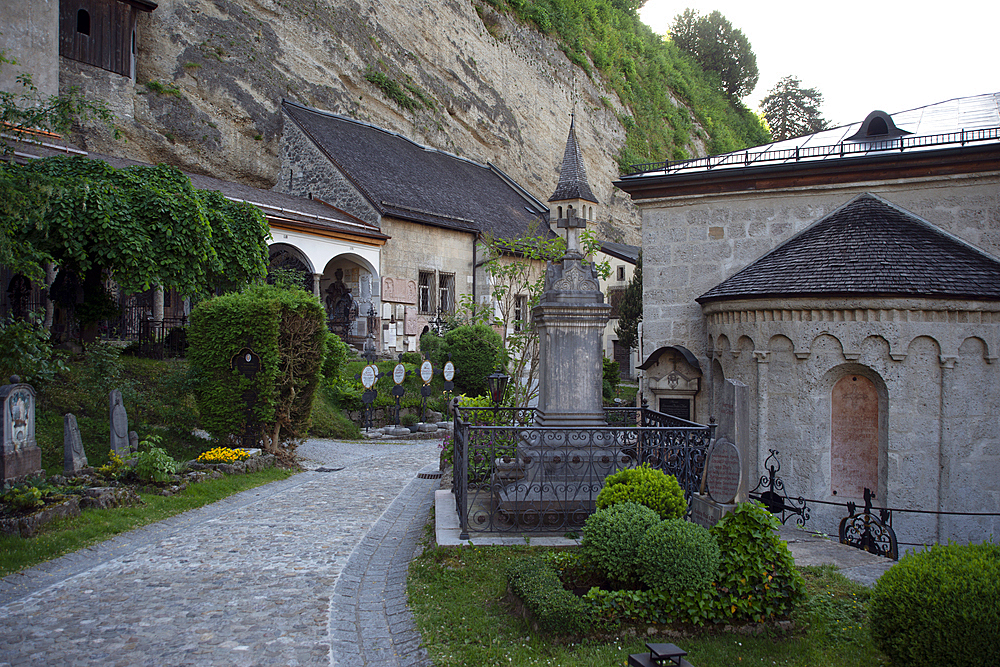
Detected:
[63,413,88,475]
[129,431,139,455]
[691,379,750,528]
[1,376,42,482]
[109,389,130,458]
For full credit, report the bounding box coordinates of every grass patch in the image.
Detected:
[407,542,889,666]
[0,466,295,577]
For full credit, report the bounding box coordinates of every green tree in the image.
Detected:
[669,9,759,100]
[614,252,641,351]
[760,75,830,141]
[3,155,270,339]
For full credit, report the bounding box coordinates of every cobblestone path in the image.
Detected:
[0,438,442,667]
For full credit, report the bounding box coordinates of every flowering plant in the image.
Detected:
[197,447,251,464]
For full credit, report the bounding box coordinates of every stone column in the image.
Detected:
[313,273,322,301]
[938,354,957,543]
[152,287,164,322]
[533,257,611,427]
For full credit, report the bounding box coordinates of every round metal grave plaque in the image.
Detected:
[443,360,455,382]
[420,360,433,384]
[705,439,742,505]
[361,364,377,389]
[393,363,406,385]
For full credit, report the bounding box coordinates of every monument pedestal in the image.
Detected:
[690,493,737,528]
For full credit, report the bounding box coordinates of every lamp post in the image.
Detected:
[486,366,509,424]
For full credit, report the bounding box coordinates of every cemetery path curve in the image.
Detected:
[0,437,443,667]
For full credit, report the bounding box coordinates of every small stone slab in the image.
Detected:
[417,423,438,433]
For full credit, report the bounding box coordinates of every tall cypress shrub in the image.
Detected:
[188,284,325,457]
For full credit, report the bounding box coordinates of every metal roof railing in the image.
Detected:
[625,126,1000,177]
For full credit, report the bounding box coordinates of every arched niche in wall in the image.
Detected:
[639,346,702,420]
[829,369,887,499]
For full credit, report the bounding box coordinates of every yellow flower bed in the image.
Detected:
[197,447,252,464]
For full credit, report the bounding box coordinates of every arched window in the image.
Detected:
[77,9,91,36]
[557,206,563,220]
[867,117,889,136]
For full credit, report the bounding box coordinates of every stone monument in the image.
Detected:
[109,389,130,458]
[63,413,88,474]
[691,379,751,528]
[1,376,42,482]
[497,211,614,522]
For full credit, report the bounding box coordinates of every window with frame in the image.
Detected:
[438,273,455,314]
[617,265,626,281]
[419,271,435,314]
[514,294,527,332]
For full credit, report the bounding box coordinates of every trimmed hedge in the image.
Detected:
[595,464,686,520]
[638,518,720,592]
[869,540,1000,667]
[188,284,325,452]
[506,558,591,635]
[580,502,661,586]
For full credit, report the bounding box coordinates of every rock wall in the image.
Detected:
[64,0,641,244]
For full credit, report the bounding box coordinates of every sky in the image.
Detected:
[639,0,1000,129]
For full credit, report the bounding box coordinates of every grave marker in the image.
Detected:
[109,389,130,458]
[1,376,41,481]
[63,413,87,474]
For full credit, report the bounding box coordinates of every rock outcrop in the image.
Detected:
[63,0,642,243]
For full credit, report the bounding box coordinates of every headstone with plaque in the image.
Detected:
[1,376,42,482]
[390,356,407,427]
[109,389,130,458]
[691,379,751,528]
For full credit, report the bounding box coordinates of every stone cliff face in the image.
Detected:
[65,0,641,243]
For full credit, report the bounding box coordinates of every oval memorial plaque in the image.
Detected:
[393,363,406,385]
[361,364,377,389]
[443,360,455,382]
[705,439,742,505]
[420,360,433,384]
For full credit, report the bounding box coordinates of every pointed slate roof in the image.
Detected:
[281,100,551,241]
[697,194,1000,303]
[549,115,598,204]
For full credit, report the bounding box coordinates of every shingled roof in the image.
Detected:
[549,115,598,204]
[282,100,551,241]
[697,193,1000,303]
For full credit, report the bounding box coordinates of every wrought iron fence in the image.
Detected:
[626,126,1000,176]
[452,406,714,538]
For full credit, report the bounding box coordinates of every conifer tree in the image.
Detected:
[760,75,830,141]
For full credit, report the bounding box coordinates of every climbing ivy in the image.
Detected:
[2,155,271,324]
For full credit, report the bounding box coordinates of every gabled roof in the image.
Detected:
[697,193,1000,303]
[281,100,552,241]
[549,115,598,204]
[600,241,639,264]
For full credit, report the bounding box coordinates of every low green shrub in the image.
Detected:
[638,518,720,592]
[583,585,719,628]
[506,558,591,635]
[595,464,686,520]
[580,502,660,586]
[133,436,179,484]
[710,501,806,623]
[868,540,1000,667]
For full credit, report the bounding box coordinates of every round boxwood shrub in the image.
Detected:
[580,502,661,586]
[595,464,686,520]
[638,519,720,592]
[869,540,1000,667]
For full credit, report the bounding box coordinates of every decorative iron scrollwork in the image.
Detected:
[748,449,810,527]
[839,487,898,560]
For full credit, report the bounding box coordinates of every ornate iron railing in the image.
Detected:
[452,406,714,538]
[626,126,1000,176]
